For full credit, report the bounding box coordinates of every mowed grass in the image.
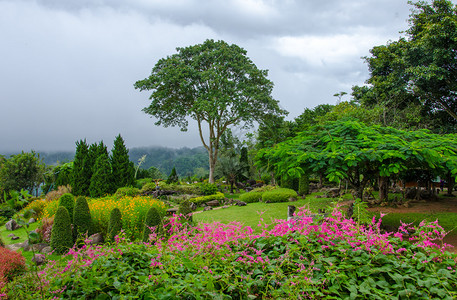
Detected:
[193,194,336,232]
[1,221,40,246]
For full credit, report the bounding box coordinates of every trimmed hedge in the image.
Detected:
[58,193,75,219]
[50,206,73,254]
[189,192,225,206]
[239,191,263,203]
[114,187,140,198]
[262,188,297,203]
[73,196,93,238]
[239,185,278,203]
[143,207,162,242]
[107,208,122,242]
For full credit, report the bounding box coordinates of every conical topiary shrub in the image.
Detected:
[58,193,75,219]
[73,196,93,238]
[50,206,73,254]
[142,207,162,242]
[107,208,122,242]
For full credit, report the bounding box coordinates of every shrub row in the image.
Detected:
[262,188,297,203]
[189,192,225,206]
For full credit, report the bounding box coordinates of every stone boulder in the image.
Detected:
[41,246,53,254]
[235,201,247,206]
[28,218,36,224]
[87,233,104,245]
[203,206,212,211]
[5,219,21,231]
[32,254,46,266]
[206,200,220,207]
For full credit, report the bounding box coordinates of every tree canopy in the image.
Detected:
[256,120,457,200]
[354,0,457,132]
[135,39,287,183]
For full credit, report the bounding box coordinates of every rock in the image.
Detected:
[41,246,53,254]
[189,202,197,211]
[236,201,247,206]
[289,197,297,202]
[7,233,15,238]
[11,236,19,240]
[166,208,179,216]
[5,243,23,252]
[5,219,21,231]
[203,206,212,211]
[206,200,220,207]
[32,254,46,266]
[222,205,230,209]
[25,243,49,252]
[28,218,36,224]
[87,233,104,245]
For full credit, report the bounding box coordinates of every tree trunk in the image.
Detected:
[208,154,216,184]
[378,176,389,203]
[447,171,455,196]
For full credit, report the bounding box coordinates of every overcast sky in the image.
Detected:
[0,0,414,152]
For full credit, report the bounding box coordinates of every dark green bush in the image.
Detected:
[73,196,93,238]
[143,207,162,242]
[199,183,218,196]
[262,188,297,203]
[298,174,309,195]
[58,193,75,219]
[114,187,140,198]
[107,208,122,242]
[189,192,225,206]
[178,200,193,223]
[166,167,179,184]
[0,204,15,219]
[50,206,73,254]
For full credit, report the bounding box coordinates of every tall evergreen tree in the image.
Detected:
[110,134,135,189]
[89,152,112,197]
[166,167,179,184]
[71,139,91,196]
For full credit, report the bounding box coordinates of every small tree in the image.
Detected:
[107,208,122,242]
[142,207,162,242]
[50,206,73,254]
[166,167,179,184]
[73,196,93,238]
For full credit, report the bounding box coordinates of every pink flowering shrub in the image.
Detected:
[6,207,457,299]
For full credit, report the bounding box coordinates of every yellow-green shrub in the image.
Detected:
[89,196,166,241]
[189,192,225,206]
[19,199,48,220]
[262,188,297,203]
[239,185,277,203]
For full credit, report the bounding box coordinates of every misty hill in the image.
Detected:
[1,146,209,177]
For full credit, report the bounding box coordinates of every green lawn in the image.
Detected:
[194,194,335,232]
[1,221,39,246]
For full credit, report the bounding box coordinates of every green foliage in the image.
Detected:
[239,191,264,203]
[58,193,75,220]
[189,192,225,206]
[71,140,91,196]
[50,206,73,254]
[351,198,371,226]
[199,182,218,196]
[89,153,112,198]
[110,134,135,190]
[142,207,162,242]
[53,162,73,191]
[166,167,179,184]
[0,204,15,219]
[135,39,287,183]
[107,208,122,242]
[298,174,309,195]
[114,187,140,198]
[0,151,45,196]
[178,200,193,223]
[262,188,297,203]
[73,196,92,238]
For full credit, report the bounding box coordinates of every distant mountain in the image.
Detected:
[1,146,209,177]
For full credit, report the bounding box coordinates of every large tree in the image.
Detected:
[355,0,457,132]
[134,39,286,183]
[71,140,91,196]
[110,134,135,189]
[257,120,457,201]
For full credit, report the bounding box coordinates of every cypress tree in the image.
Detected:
[143,207,162,242]
[298,173,310,196]
[58,193,75,219]
[108,208,122,242]
[89,153,112,198]
[50,206,73,254]
[166,167,179,184]
[71,139,91,196]
[110,134,135,190]
[73,196,93,238]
